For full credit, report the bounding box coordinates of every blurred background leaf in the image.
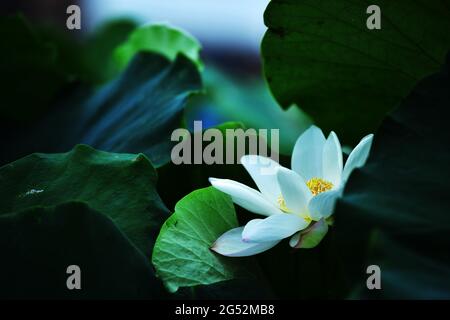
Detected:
[39,19,138,85]
[114,23,203,72]
[1,52,202,167]
[80,19,138,83]
[185,67,312,155]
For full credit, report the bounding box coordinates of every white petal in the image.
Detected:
[292,125,326,181]
[276,167,312,215]
[308,189,343,220]
[242,214,310,242]
[209,178,282,216]
[211,227,280,257]
[322,131,343,187]
[342,134,374,182]
[240,155,281,204]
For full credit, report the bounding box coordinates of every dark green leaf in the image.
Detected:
[262,0,450,144]
[0,202,166,299]
[0,144,169,257]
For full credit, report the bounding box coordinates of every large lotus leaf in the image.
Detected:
[262,0,450,144]
[334,54,450,298]
[0,202,166,299]
[0,144,169,257]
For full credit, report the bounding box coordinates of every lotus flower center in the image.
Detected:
[307,177,333,196]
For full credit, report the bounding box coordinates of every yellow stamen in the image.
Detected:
[306,177,333,196]
[277,195,292,213]
[278,195,312,223]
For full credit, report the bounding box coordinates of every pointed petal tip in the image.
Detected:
[292,124,326,180]
[209,177,225,189]
[302,125,324,138]
[240,154,278,167]
[209,245,232,257]
[323,130,343,186]
[361,133,374,144]
[208,177,219,184]
[240,154,250,164]
[240,154,255,164]
[342,133,375,181]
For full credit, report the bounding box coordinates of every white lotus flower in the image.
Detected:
[209,125,373,257]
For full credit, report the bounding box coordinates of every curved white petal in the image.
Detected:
[308,189,343,220]
[276,167,312,215]
[342,134,374,182]
[242,214,310,242]
[209,178,282,216]
[292,125,326,181]
[211,227,280,257]
[240,155,281,204]
[322,131,343,187]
